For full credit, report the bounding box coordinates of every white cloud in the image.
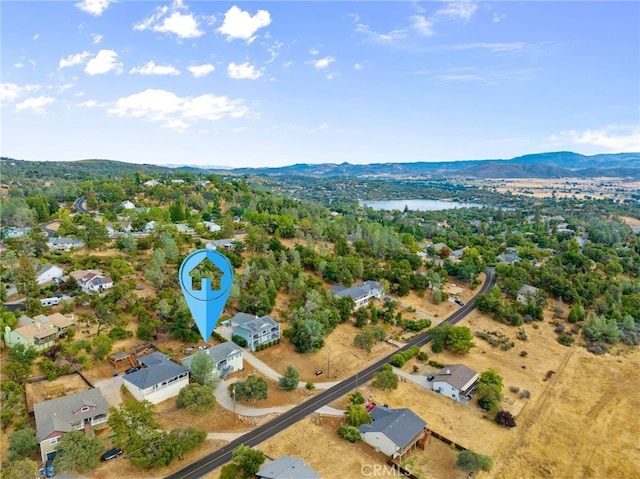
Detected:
[227,62,263,80]
[0,82,41,105]
[92,33,103,44]
[232,126,246,133]
[85,50,122,75]
[355,23,407,43]
[411,15,434,36]
[313,56,335,70]
[493,12,505,23]
[59,51,91,69]
[326,72,338,80]
[78,100,98,107]
[309,48,320,56]
[75,0,113,16]
[130,61,180,76]
[354,63,364,70]
[33,34,39,40]
[217,5,271,42]
[14,62,24,69]
[550,126,640,152]
[187,64,215,78]
[135,0,203,39]
[15,96,55,115]
[310,123,329,133]
[108,88,248,131]
[435,1,478,21]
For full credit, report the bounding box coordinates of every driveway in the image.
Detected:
[95,376,123,407]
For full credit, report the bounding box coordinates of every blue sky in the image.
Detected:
[1,1,639,168]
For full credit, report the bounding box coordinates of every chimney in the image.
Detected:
[445,369,450,374]
[36,322,41,331]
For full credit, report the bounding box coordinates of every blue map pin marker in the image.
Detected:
[179,249,234,344]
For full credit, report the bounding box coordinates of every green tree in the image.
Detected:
[2,362,31,385]
[108,400,161,453]
[289,318,325,353]
[231,444,266,478]
[456,450,494,473]
[121,232,137,254]
[233,375,268,402]
[445,326,476,354]
[92,334,113,360]
[478,368,504,390]
[189,350,215,386]
[347,391,366,405]
[345,403,372,427]
[2,458,38,479]
[53,430,104,473]
[371,364,399,390]
[8,426,38,459]
[278,365,300,391]
[15,253,37,297]
[220,463,241,479]
[338,425,361,443]
[176,383,216,414]
[8,343,39,366]
[476,383,502,411]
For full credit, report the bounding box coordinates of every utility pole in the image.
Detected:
[327,347,331,379]
[232,384,236,423]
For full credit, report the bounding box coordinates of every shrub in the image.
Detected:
[431,341,444,353]
[509,386,520,393]
[520,351,528,357]
[495,410,517,427]
[457,450,494,473]
[428,360,445,369]
[338,425,361,443]
[518,390,531,399]
[232,335,247,348]
[416,351,429,361]
[557,334,574,346]
[305,382,315,390]
[108,327,132,340]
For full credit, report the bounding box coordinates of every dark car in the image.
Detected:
[383,297,392,302]
[454,299,465,306]
[125,366,140,374]
[427,375,435,382]
[315,370,323,376]
[101,448,123,461]
[44,459,55,477]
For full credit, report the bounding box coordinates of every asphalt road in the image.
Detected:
[166,268,495,479]
[74,196,89,214]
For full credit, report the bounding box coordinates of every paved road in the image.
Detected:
[74,196,89,214]
[167,268,495,479]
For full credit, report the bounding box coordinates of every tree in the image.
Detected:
[445,326,476,354]
[15,253,37,297]
[8,426,38,459]
[278,365,300,391]
[289,318,325,353]
[231,444,266,478]
[2,362,31,385]
[53,429,104,473]
[345,403,372,427]
[92,334,112,360]
[233,375,268,402]
[8,343,39,366]
[108,400,161,453]
[347,391,366,405]
[478,368,504,390]
[189,350,215,386]
[371,364,399,390]
[176,384,216,414]
[495,410,517,427]
[456,450,494,473]
[2,458,38,479]
[476,383,502,411]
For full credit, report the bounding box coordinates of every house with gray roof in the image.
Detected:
[122,352,189,404]
[181,342,243,379]
[497,252,521,265]
[47,237,84,252]
[206,238,238,251]
[516,284,539,305]
[330,280,383,309]
[257,456,320,479]
[36,264,64,285]
[432,364,479,404]
[231,313,280,351]
[358,406,427,459]
[34,388,109,462]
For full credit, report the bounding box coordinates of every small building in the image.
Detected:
[48,237,84,252]
[79,272,113,294]
[497,252,521,265]
[516,285,539,305]
[202,221,221,233]
[205,238,237,251]
[231,312,280,351]
[40,297,61,307]
[122,352,189,404]
[432,364,479,404]
[143,179,160,187]
[449,248,465,260]
[358,406,427,459]
[37,264,64,285]
[181,342,243,380]
[4,313,76,351]
[175,223,196,235]
[34,388,109,463]
[256,456,320,479]
[120,200,136,209]
[330,281,383,309]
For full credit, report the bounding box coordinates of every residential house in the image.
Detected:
[1,226,31,239]
[175,224,195,235]
[231,313,280,351]
[143,179,160,187]
[358,406,427,459]
[48,237,84,252]
[497,252,521,265]
[432,364,479,404]
[122,352,189,404]
[516,285,539,305]
[256,456,320,479]
[34,388,109,462]
[330,281,383,309]
[202,221,221,233]
[4,313,76,351]
[105,221,132,237]
[120,200,136,209]
[37,264,64,285]
[205,239,237,251]
[181,342,243,380]
[449,248,465,260]
[79,272,113,294]
[144,221,157,234]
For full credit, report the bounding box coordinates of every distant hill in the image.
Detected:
[203,152,640,179]
[2,151,639,180]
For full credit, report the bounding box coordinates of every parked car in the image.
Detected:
[383,297,392,302]
[365,402,377,413]
[454,299,465,306]
[101,448,123,461]
[315,370,323,376]
[427,375,435,382]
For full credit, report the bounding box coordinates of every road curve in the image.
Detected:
[74,196,89,214]
[166,268,495,479]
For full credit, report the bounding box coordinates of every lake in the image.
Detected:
[360,199,486,211]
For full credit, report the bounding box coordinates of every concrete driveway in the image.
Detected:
[95,376,123,407]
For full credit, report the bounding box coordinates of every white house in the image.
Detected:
[34,388,109,463]
[120,200,136,209]
[231,312,280,351]
[48,237,84,252]
[432,364,479,404]
[181,342,243,380]
[143,180,160,187]
[330,281,383,309]
[175,224,195,235]
[78,272,113,294]
[205,238,237,251]
[202,221,221,233]
[256,456,320,479]
[122,352,189,404]
[37,264,64,285]
[358,406,427,459]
